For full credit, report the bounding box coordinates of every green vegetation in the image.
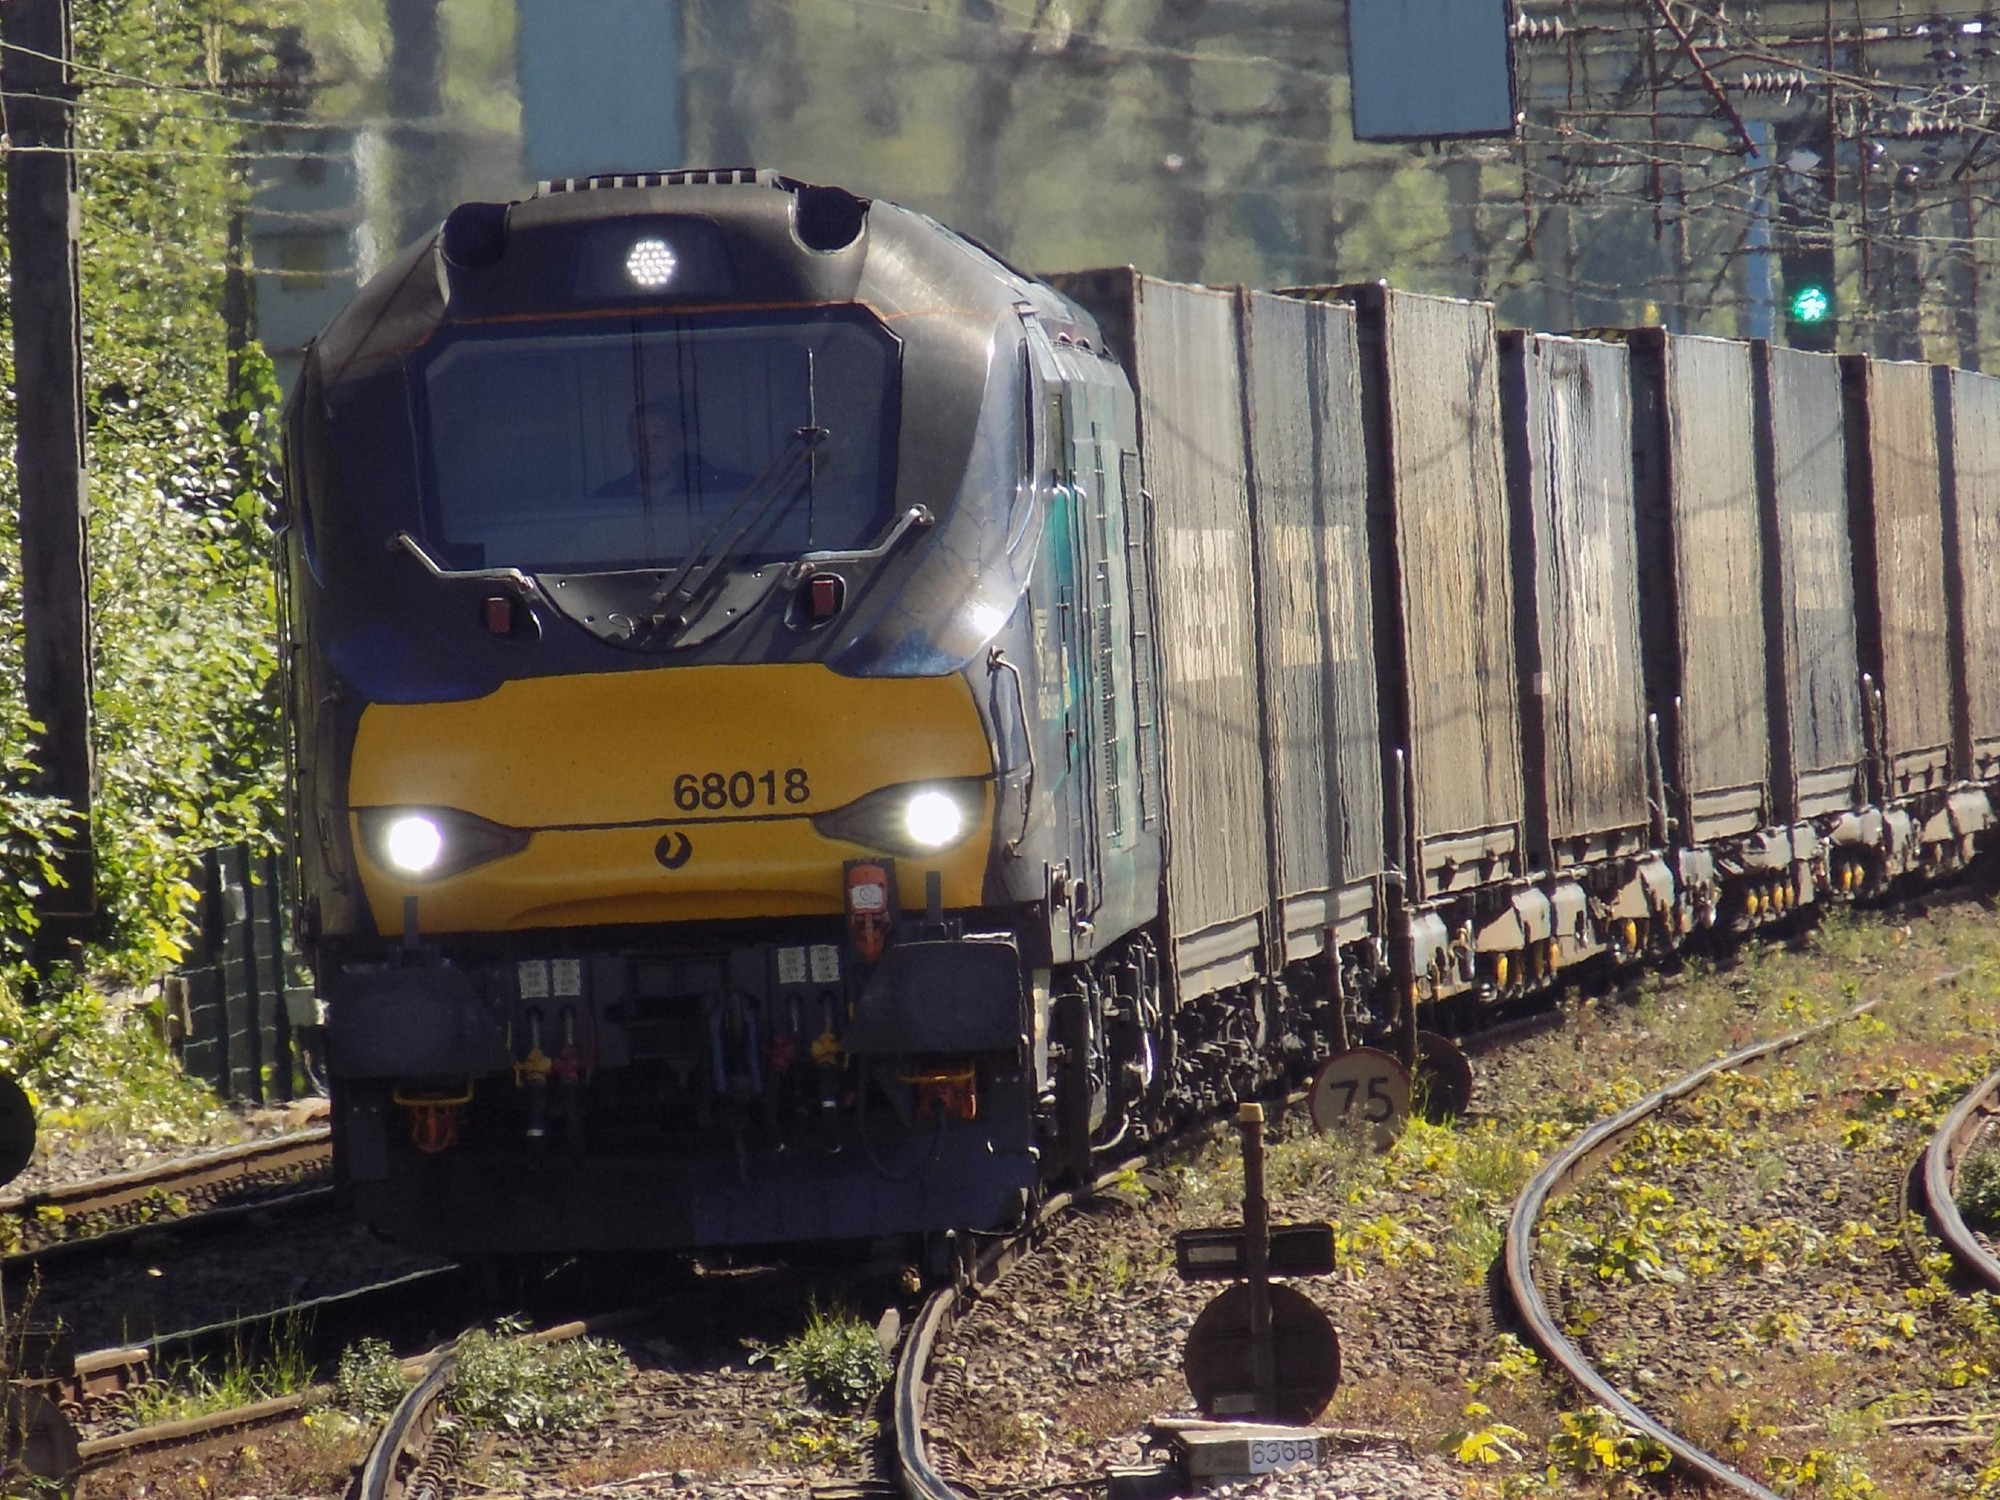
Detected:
[1103,898,2000,1498]
[1960,1139,2000,1230]
[0,0,306,1139]
[123,1325,315,1428]
[333,1337,413,1422]
[446,1321,623,1436]
[770,1305,890,1415]
[0,984,221,1148]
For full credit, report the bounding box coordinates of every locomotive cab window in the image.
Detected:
[415,307,901,573]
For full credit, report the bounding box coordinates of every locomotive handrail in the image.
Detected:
[986,647,1035,857]
[389,531,535,589]
[788,503,936,574]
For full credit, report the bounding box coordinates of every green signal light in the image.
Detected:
[1789,282,1833,324]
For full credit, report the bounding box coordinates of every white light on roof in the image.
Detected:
[626,237,678,289]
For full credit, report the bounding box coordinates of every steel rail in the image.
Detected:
[0,1127,330,1219]
[894,1115,1241,1500]
[1918,1066,2000,1293]
[358,1348,458,1500]
[68,1262,468,1460]
[895,1172,1110,1500]
[352,1308,655,1500]
[7,1184,336,1274]
[76,1291,650,1479]
[1502,999,1890,1500]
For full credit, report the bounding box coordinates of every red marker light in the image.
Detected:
[483,596,512,635]
[845,859,894,963]
[809,573,845,621]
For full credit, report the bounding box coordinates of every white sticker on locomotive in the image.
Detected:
[552,958,583,997]
[809,944,842,982]
[517,960,550,999]
[776,946,808,986]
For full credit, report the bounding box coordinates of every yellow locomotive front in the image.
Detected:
[281,172,1148,1253]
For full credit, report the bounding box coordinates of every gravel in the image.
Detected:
[3,1098,328,1202]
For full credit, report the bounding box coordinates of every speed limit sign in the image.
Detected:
[1308,1047,1410,1146]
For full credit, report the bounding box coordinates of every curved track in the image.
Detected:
[1916,1066,2000,1292]
[359,1351,460,1500]
[895,1166,1138,1500]
[1499,1000,1886,1500]
[350,1307,699,1500]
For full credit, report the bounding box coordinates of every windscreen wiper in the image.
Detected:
[640,424,828,640]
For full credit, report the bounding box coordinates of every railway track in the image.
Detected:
[336,1144,1165,1500]
[893,1165,1141,1500]
[70,1265,471,1473]
[1,1128,331,1269]
[1498,998,1901,1500]
[1913,1065,2000,1293]
[355,1309,661,1500]
[87,937,1986,1497]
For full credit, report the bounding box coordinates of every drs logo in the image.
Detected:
[673,768,811,812]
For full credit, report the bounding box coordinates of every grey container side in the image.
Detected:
[1244,290,1386,961]
[1348,283,1525,898]
[1939,366,2000,780]
[1841,355,1955,798]
[1047,267,1269,998]
[1498,331,1651,865]
[1754,344,1866,822]
[1630,331,1771,843]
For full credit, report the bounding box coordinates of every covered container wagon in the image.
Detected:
[1497,331,1650,868]
[1841,357,1954,806]
[1753,344,1867,826]
[1050,268,1270,1001]
[1629,332,1772,848]
[1241,290,1385,978]
[1344,284,1525,901]
[1938,366,2000,786]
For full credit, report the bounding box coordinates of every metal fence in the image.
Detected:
[168,845,317,1103]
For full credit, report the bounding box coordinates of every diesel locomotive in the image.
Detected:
[283,171,1167,1252]
[283,170,2000,1257]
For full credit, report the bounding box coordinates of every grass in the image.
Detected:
[1117,887,2000,1498]
[1960,1138,2000,1229]
[123,1325,315,1427]
[1521,900,2000,1495]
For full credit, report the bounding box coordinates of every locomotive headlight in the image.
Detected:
[385,815,443,874]
[357,806,531,883]
[904,790,965,849]
[812,778,986,857]
[625,236,678,289]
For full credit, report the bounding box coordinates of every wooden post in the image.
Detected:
[4,0,97,965]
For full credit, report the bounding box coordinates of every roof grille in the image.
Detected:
[536,168,780,196]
